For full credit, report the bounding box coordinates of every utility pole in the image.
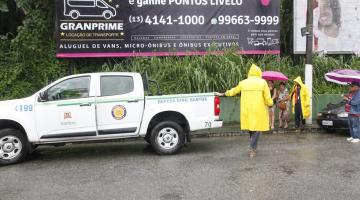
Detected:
[305,0,313,125]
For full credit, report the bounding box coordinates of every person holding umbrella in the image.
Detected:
[342,89,354,141]
[262,71,289,129]
[218,64,273,157]
[347,82,360,143]
[290,77,311,129]
[267,80,277,130]
[325,69,360,141]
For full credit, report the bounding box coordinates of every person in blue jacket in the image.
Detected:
[348,82,360,143]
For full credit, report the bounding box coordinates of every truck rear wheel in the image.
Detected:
[150,121,185,155]
[0,128,29,166]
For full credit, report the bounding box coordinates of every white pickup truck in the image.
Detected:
[0,72,222,165]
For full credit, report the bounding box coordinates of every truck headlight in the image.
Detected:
[337,112,348,118]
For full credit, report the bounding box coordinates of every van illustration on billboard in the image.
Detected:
[64,0,117,20]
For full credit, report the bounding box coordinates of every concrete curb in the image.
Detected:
[192,126,324,138]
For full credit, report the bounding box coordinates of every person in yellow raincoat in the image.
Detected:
[218,64,273,157]
[290,76,311,128]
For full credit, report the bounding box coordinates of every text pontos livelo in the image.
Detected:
[130,0,243,7]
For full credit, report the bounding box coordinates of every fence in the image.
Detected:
[220,94,342,123]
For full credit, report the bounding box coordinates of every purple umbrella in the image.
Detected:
[262,71,288,81]
[325,69,360,85]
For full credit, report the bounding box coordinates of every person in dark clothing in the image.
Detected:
[343,91,354,141]
[294,85,305,128]
[347,82,360,143]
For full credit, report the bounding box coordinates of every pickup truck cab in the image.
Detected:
[0,72,222,165]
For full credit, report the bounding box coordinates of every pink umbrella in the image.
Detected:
[262,71,288,81]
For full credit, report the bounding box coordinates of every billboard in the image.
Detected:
[55,0,280,58]
[294,0,360,55]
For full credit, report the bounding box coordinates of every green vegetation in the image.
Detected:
[0,0,65,99]
[0,0,359,100]
[102,52,359,95]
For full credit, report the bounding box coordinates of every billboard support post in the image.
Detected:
[305,0,313,125]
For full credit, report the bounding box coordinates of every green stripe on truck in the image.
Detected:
[35,93,215,107]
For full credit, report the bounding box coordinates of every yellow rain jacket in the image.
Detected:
[225,64,273,131]
[290,76,311,119]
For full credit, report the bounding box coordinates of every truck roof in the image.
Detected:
[80,72,139,76]
[62,72,140,79]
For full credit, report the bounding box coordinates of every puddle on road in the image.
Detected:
[279,165,295,176]
[160,192,183,200]
[342,169,355,179]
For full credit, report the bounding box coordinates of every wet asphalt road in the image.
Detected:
[1,132,360,200]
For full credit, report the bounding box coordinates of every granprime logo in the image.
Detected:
[60,22,124,31]
[60,0,123,32]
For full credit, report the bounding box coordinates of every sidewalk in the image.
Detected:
[192,121,323,138]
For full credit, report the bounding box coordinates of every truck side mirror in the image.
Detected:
[38,91,48,102]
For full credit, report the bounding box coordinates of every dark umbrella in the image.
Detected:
[325,69,360,85]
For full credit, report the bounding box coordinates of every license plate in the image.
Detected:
[322,120,333,126]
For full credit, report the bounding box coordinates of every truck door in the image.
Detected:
[96,75,144,136]
[35,76,97,140]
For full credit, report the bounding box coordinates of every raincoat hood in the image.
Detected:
[294,76,305,87]
[248,64,262,78]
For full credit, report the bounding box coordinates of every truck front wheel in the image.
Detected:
[150,121,185,155]
[0,129,29,166]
